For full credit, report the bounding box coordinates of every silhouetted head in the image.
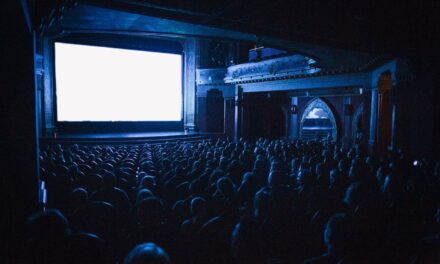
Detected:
[375,166,386,186]
[382,174,399,195]
[435,207,440,223]
[324,213,351,254]
[348,163,362,182]
[139,175,156,190]
[231,218,263,263]
[136,197,164,226]
[329,169,339,187]
[268,170,288,187]
[192,160,202,171]
[102,171,116,188]
[216,177,235,198]
[434,161,440,179]
[290,158,299,173]
[242,171,255,184]
[124,242,171,264]
[253,187,272,220]
[67,232,106,263]
[338,159,348,172]
[343,182,367,209]
[172,200,185,217]
[253,157,269,175]
[209,169,225,185]
[189,179,204,196]
[70,187,88,209]
[24,210,70,263]
[316,163,329,186]
[27,209,70,241]
[161,158,171,170]
[190,196,206,217]
[270,160,285,175]
[136,188,155,204]
[86,173,103,192]
[296,169,313,188]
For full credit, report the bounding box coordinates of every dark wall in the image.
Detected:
[198,39,239,68]
[195,87,234,139]
[205,89,224,132]
[395,78,439,158]
[1,2,40,261]
[242,92,289,140]
[197,89,225,133]
[393,37,439,158]
[197,96,207,132]
[224,98,235,139]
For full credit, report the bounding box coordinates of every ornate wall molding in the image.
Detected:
[225,54,319,84]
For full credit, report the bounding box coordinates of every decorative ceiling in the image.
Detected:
[30,0,438,57]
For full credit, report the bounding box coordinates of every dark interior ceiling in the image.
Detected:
[30,0,439,58]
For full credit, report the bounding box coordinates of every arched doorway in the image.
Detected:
[300,98,338,140]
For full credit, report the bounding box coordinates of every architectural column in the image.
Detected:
[368,88,379,153]
[343,96,352,142]
[234,85,243,142]
[390,79,411,150]
[224,96,235,139]
[389,79,400,150]
[289,96,298,139]
[369,84,395,153]
[43,38,55,137]
[183,38,197,131]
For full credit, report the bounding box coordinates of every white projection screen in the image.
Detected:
[55,42,182,121]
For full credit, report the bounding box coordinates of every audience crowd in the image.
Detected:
[22,137,440,263]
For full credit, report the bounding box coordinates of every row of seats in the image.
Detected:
[22,137,440,263]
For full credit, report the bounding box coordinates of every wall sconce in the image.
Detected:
[291,105,297,114]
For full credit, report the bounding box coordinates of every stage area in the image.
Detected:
[41,131,222,145]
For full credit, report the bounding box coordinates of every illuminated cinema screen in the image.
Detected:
[54,42,182,122]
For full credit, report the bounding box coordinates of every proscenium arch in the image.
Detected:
[300,98,338,140]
